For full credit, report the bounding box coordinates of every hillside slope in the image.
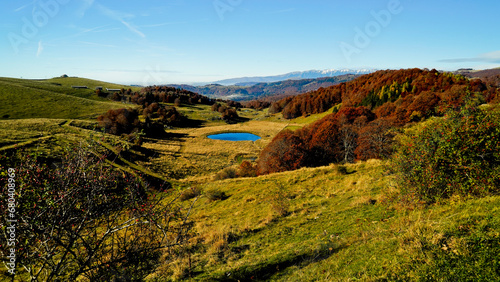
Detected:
[149,160,500,281]
[0,77,135,119]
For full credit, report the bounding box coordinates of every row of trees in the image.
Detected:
[130,86,216,107]
[243,100,272,110]
[95,85,231,108]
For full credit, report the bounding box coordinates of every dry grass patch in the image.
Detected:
[140,121,287,181]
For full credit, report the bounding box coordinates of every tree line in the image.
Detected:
[256,69,500,174]
[269,69,499,121]
[96,86,245,139]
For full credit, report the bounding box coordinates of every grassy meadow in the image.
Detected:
[150,160,500,281]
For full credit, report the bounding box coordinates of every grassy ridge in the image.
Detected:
[0,77,135,119]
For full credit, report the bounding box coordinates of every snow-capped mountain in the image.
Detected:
[213,69,376,86]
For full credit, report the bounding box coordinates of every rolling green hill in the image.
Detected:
[0,77,138,119]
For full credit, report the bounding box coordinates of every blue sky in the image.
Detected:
[1,0,500,84]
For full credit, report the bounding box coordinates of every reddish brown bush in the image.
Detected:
[237,161,257,177]
[97,108,140,136]
[257,130,307,174]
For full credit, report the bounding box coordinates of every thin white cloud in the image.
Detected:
[140,18,209,28]
[120,20,146,38]
[96,4,146,38]
[78,41,117,48]
[15,1,35,12]
[46,25,118,44]
[272,8,296,14]
[92,27,121,33]
[78,25,109,34]
[440,50,500,64]
[37,41,44,57]
[75,25,119,36]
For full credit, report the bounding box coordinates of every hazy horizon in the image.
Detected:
[1,0,500,85]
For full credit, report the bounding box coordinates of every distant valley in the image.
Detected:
[168,73,366,102]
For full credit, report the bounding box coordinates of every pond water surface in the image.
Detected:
[207,132,261,141]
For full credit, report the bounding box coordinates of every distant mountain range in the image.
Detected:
[168,74,365,102]
[212,69,376,86]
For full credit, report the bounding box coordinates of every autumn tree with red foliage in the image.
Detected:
[257,130,308,174]
[355,118,395,160]
[257,106,376,174]
[97,108,140,136]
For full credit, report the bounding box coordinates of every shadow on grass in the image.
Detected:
[178,118,205,128]
[224,116,251,124]
[210,243,346,281]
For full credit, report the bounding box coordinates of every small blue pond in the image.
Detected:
[207,132,261,141]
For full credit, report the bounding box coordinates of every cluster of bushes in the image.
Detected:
[97,85,249,130]
[97,105,187,140]
[97,108,141,139]
[211,103,240,124]
[0,143,190,281]
[393,103,500,203]
[213,161,258,181]
[143,103,187,131]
